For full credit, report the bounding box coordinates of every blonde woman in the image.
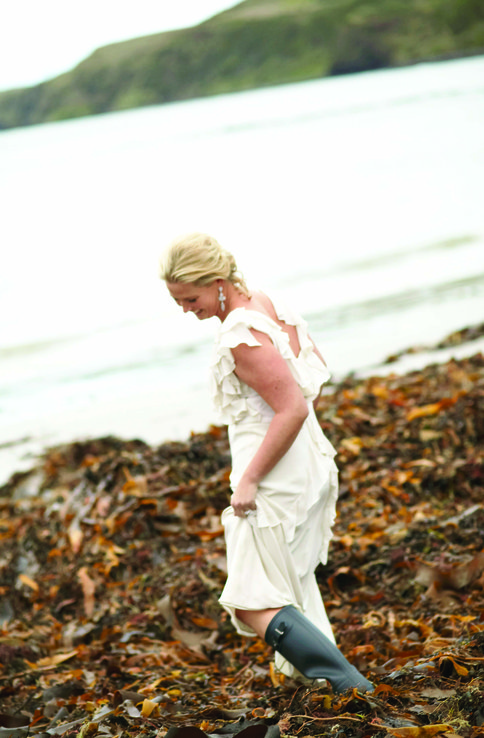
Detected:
[159,232,373,693]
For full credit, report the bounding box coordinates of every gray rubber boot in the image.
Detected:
[265,605,373,694]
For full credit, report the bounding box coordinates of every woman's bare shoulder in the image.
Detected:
[248,290,277,318]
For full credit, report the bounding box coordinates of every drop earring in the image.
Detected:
[218,285,226,312]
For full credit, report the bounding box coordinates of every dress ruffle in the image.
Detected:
[210,299,332,427]
[219,454,339,678]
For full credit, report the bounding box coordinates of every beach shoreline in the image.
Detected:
[2,323,483,490]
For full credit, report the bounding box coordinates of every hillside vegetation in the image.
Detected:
[1,0,483,129]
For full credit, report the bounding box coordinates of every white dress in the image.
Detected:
[210,298,339,678]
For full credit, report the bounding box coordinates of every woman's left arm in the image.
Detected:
[309,334,327,411]
[310,336,327,367]
[229,330,309,517]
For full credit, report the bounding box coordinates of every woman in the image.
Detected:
[159,232,373,694]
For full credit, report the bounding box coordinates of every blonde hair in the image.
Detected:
[159,232,249,296]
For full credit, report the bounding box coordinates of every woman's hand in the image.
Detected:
[231,479,258,518]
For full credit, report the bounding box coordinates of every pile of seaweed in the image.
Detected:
[1,332,483,738]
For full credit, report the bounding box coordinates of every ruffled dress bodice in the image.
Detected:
[210,299,335,456]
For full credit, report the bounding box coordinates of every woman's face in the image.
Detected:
[167,281,219,320]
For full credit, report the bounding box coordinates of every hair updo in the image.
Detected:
[159,232,249,296]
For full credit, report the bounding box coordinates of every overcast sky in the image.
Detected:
[0,0,242,92]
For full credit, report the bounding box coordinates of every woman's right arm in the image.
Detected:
[229,330,309,517]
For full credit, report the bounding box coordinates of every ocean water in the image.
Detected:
[1,55,484,483]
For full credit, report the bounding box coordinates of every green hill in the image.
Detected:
[1,0,483,130]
